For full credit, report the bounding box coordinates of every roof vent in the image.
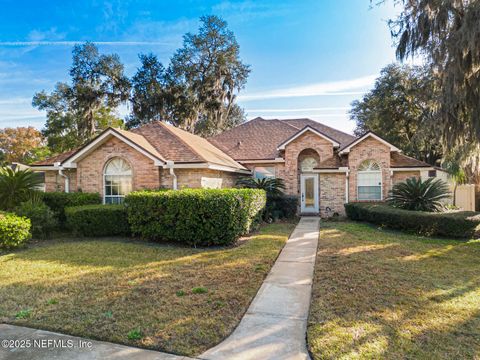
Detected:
[237,141,242,147]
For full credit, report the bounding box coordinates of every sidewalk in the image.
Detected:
[0,217,320,360]
[0,324,191,360]
[199,217,320,360]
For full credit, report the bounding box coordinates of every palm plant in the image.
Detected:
[387,177,450,212]
[236,177,286,197]
[0,167,43,210]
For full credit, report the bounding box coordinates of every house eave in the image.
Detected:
[61,128,166,168]
[277,126,340,150]
[339,132,401,155]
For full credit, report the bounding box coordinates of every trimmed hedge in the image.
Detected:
[15,201,57,239]
[0,212,31,249]
[65,204,129,237]
[265,195,298,221]
[41,192,101,226]
[345,202,480,238]
[125,188,266,246]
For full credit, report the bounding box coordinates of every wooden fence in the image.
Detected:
[453,184,476,211]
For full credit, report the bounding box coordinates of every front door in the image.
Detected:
[300,174,319,213]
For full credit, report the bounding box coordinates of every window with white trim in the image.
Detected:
[104,158,132,204]
[357,160,382,200]
[254,166,275,179]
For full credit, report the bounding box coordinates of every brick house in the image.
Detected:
[31,117,438,216]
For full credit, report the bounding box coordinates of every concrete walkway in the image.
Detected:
[0,217,320,360]
[0,324,191,360]
[200,217,320,360]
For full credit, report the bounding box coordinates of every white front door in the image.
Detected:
[300,174,319,213]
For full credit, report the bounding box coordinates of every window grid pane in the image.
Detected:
[358,170,382,200]
[104,158,132,204]
[254,167,275,179]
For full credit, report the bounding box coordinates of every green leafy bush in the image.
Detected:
[388,177,450,212]
[65,204,129,236]
[0,212,31,249]
[236,177,286,196]
[345,202,480,238]
[265,195,298,221]
[15,201,57,239]
[0,168,43,210]
[125,188,266,246]
[41,192,101,226]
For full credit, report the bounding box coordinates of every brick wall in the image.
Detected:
[160,168,239,189]
[348,137,391,201]
[44,169,77,192]
[392,171,420,185]
[283,132,334,196]
[76,136,160,195]
[320,173,346,216]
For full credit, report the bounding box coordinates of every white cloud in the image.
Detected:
[28,27,66,42]
[0,97,31,105]
[239,75,376,101]
[0,41,172,47]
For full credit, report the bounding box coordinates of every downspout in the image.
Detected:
[55,162,69,193]
[166,160,177,190]
[345,169,349,203]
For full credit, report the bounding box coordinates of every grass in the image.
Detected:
[308,221,480,359]
[0,222,295,356]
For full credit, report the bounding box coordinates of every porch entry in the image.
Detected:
[300,174,319,213]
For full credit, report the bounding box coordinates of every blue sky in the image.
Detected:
[0,0,400,134]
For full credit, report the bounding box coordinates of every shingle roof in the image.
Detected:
[390,152,431,168]
[114,128,166,162]
[31,149,78,166]
[208,118,299,160]
[281,118,356,148]
[209,117,356,160]
[33,122,246,171]
[152,122,246,169]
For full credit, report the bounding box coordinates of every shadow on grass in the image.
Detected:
[0,222,295,356]
[308,221,480,359]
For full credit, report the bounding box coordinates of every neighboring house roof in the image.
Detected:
[209,117,355,160]
[32,122,246,172]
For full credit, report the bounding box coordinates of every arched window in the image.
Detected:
[301,157,318,172]
[104,158,132,204]
[357,159,382,200]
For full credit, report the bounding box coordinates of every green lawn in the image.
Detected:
[0,222,295,356]
[308,221,480,360]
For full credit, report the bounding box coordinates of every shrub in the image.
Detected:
[15,201,57,239]
[388,177,450,212]
[236,177,286,196]
[0,168,43,210]
[265,195,298,221]
[65,204,129,237]
[125,188,266,246]
[345,202,480,238]
[41,192,101,226]
[0,212,31,249]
